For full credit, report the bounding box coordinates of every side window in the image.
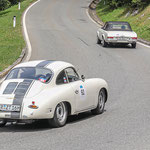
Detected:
[56,70,68,85]
[65,68,80,83]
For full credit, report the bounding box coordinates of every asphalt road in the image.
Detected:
[1,0,150,149]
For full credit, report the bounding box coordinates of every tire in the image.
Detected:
[122,43,129,47]
[97,35,101,44]
[131,43,136,48]
[101,37,107,47]
[48,102,68,128]
[0,119,6,127]
[91,89,106,115]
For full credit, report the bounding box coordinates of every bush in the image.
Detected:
[0,0,11,11]
[106,0,150,8]
[8,0,22,5]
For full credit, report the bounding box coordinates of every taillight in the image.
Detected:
[28,101,39,109]
[132,37,137,39]
[107,37,114,39]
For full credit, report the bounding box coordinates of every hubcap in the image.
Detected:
[98,91,105,111]
[56,103,66,123]
[0,119,5,125]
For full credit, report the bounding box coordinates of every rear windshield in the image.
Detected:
[105,22,132,31]
[6,67,53,83]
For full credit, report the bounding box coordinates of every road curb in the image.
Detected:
[88,0,150,46]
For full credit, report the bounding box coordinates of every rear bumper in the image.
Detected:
[0,107,54,120]
[106,39,137,44]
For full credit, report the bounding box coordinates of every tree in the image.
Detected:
[0,0,10,11]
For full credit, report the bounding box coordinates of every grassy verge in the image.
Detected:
[0,0,35,72]
[96,0,150,41]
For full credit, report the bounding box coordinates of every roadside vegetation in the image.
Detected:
[0,0,35,72]
[96,0,150,41]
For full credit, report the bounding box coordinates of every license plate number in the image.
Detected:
[117,37,128,41]
[0,104,20,112]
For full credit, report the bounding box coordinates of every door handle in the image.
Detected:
[75,90,79,94]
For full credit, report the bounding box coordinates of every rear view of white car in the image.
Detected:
[97,21,137,48]
[0,60,108,128]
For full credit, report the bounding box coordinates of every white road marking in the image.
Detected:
[86,9,101,28]
[137,42,150,48]
[86,3,150,49]
[23,0,41,62]
[0,0,41,84]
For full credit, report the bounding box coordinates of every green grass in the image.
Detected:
[96,0,150,41]
[0,0,35,72]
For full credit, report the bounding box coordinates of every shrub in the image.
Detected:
[0,0,11,11]
[106,0,150,8]
[8,0,21,5]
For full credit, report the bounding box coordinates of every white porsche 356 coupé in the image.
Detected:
[97,21,137,48]
[0,60,108,127]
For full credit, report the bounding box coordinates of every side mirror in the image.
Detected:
[81,75,85,81]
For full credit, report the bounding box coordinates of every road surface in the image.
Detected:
[1,0,150,149]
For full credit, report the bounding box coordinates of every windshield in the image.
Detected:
[6,67,53,83]
[105,22,132,31]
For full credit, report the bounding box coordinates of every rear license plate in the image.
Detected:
[0,104,20,112]
[117,37,128,41]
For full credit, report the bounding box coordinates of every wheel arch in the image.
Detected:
[62,101,72,116]
[102,34,105,39]
[101,88,108,102]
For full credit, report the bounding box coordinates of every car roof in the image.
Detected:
[14,60,74,72]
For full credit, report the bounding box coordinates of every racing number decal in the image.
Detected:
[79,85,86,99]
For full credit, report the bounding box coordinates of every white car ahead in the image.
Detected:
[97,21,137,48]
[0,60,108,128]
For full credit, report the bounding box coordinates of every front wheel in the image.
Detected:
[91,89,106,115]
[0,119,7,127]
[48,102,68,128]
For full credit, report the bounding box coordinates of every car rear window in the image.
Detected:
[6,67,53,83]
[105,22,132,31]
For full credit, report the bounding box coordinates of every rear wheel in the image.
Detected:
[0,119,6,127]
[131,43,136,48]
[48,102,68,128]
[91,89,106,115]
[101,37,107,47]
[97,35,101,44]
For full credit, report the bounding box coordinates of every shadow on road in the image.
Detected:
[0,120,51,132]
[0,111,106,132]
[67,111,95,124]
[98,43,136,49]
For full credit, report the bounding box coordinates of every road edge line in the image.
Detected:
[23,0,41,62]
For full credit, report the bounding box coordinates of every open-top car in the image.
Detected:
[0,60,108,128]
[97,21,137,48]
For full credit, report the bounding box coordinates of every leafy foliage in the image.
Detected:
[0,0,24,11]
[0,0,10,11]
[8,0,24,5]
[105,0,150,8]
